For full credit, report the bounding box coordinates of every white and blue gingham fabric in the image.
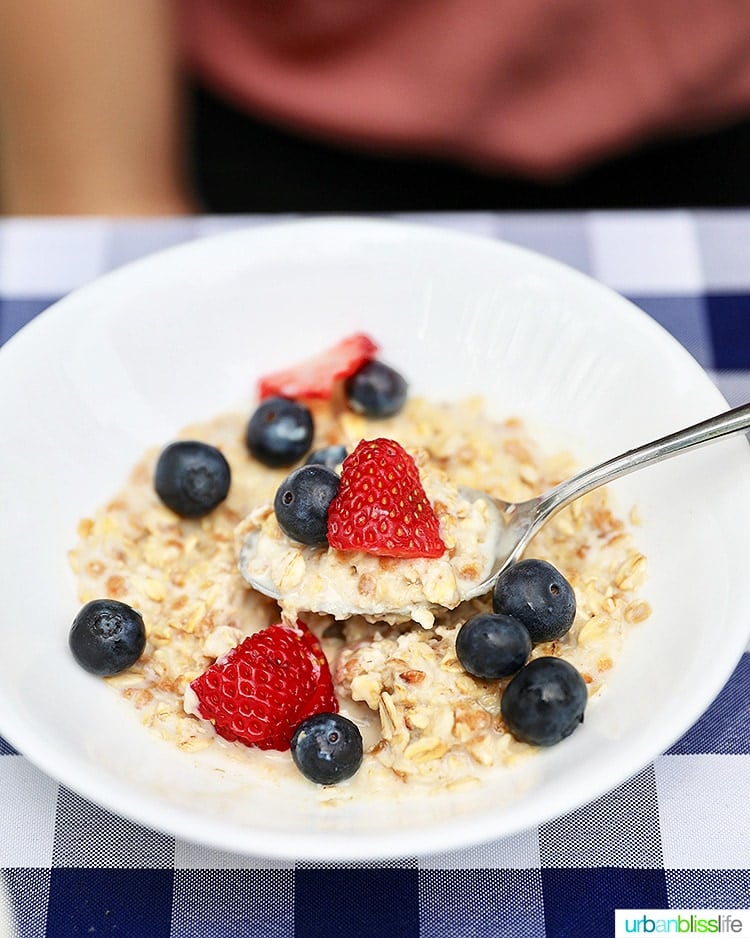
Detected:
[1,212,748,938]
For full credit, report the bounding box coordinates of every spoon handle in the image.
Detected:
[535,401,750,521]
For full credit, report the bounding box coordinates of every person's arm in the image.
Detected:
[0,0,193,214]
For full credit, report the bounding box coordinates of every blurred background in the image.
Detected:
[1,0,750,216]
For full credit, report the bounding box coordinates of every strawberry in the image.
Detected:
[327,438,446,559]
[190,620,338,751]
[258,333,379,400]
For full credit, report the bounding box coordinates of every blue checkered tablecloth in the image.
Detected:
[0,212,748,938]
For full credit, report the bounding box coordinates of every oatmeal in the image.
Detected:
[69,393,651,788]
[237,452,499,628]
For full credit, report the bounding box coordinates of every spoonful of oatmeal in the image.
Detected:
[238,437,496,627]
[239,403,750,624]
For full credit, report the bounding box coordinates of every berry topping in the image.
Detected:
[154,441,231,518]
[245,397,314,468]
[455,612,532,680]
[258,333,379,400]
[492,558,576,644]
[189,621,337,751]
[69,599,146,676]
[274,464,340,547]
[291,712,363,785]
[326,438,446,559]
[345,360,408,418]
[501,657,588,747]
[305,444,348,471]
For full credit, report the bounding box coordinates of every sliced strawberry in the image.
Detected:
[258,333,379,400]
[190,620,337,751]
[327,438,446,559]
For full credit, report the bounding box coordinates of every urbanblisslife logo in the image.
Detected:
[614,910,750,937]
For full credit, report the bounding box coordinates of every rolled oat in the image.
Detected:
[70,396,651,790]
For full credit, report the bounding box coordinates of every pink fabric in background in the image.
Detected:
[180,0,750,178]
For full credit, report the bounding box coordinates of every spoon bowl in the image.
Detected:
[241,402,750,614]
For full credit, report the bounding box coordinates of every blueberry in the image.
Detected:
[492,558,576,643]
[501,657,587,746]
[69,599,146,676]
[246,397,314,468]
[291,712,363,785]
[456,613,531,680]
[345,360,408,418]
[274,464,339,546]
[305,444,347,472]
[154,440,231,518]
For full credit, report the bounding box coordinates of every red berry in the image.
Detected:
[258,333,379,400]
[190,621,337,751]
[327,438,446,559]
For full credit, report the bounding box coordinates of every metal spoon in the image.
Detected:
[464,400,750,601]
[239,402,750,613]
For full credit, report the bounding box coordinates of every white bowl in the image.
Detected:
[1,217,748,861]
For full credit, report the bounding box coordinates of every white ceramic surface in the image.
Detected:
[1,217,749,861]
